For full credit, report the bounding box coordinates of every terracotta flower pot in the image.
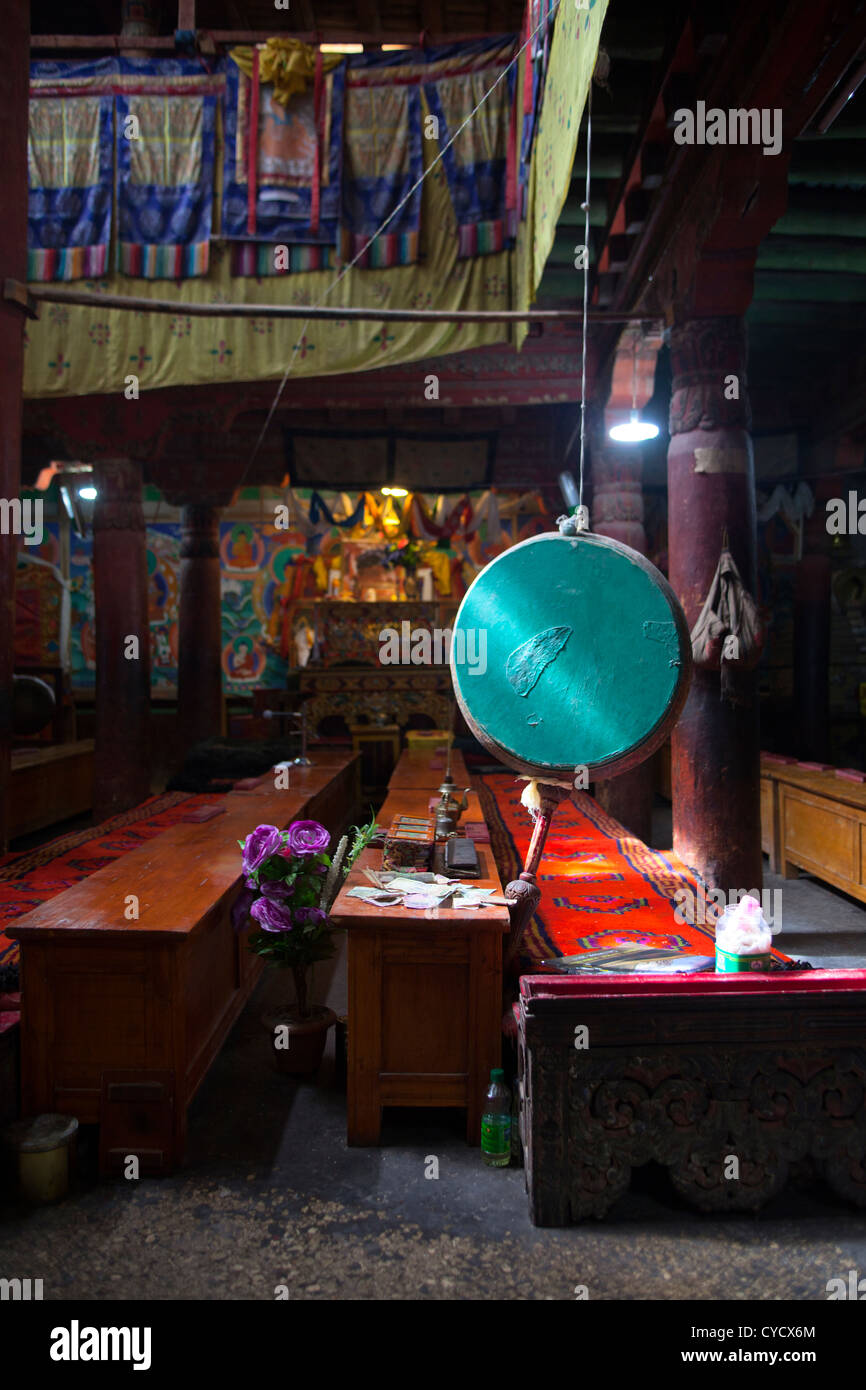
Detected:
[261,1005,337,1076]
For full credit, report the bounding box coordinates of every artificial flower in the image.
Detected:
[250,897,295,933]
[284,820,330,856]
[293,906,327,927]
[242,824,284,875]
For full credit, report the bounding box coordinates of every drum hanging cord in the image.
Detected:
[577,80,592,531]
[558,81,593,541]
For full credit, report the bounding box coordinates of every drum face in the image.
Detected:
[450,532,690,779]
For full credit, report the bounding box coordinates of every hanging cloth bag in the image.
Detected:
[689,547,764,701]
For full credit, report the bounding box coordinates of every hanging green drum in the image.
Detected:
[450,530,692,781]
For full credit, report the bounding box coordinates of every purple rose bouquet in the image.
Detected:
[234,815,380,1018]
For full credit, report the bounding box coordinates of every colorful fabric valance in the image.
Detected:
[28,59,115,282]
[424,57,518,257]
[222,55,346,252]
[340,81,424,269]
[230,241,338,276]
[115,60,218,280]
[28,57,223,282]
[22,12,608,394]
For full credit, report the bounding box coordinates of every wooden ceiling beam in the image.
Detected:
[606,0,866,332]
[486,0,511,35]
[356,0,382,40]
[18,282,657,325]
[293,0,316,35]
[421,1,444,44]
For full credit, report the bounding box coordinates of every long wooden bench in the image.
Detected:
[7,751,359,1173]
[761,757,866,902]
[387,747,470,790]
[10,739,94,839]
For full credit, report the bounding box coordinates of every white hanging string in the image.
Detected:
[578,80,592,515]
[245,0,566,480]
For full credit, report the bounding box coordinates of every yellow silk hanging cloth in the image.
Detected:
[229,39,344,105]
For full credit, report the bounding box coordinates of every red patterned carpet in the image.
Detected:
[0,792,224,985]
[476,773,790,972]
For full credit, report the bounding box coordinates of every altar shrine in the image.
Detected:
[1,0,866,1326]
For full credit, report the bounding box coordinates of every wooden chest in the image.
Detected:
[518,971,866,1224]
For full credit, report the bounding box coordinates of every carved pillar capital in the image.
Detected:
[669,316,751,435]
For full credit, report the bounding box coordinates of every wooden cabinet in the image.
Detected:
[332,843,509,1146]
[760,760,866,903]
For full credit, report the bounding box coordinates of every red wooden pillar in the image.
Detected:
[592,445,654,841]
[92,459,151,819]
[0,0,30,849]
[177,504,223,750]
[667,316,762,890]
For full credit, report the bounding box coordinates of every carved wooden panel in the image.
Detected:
[519,981,866,1224]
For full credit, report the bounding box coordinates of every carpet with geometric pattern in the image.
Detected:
[476,774,790,973]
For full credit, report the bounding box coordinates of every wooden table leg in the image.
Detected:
[347,930,383,1146]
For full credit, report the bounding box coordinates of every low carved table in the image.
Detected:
[518,971,866,1224]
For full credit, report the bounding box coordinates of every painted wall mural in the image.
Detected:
[16,491,547,697]
[17,519,305,696]
[221,520,304,695]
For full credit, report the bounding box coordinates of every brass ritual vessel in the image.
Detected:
[434,784,470,839]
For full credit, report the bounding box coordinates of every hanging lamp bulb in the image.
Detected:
[609,410,659,443]
[608,327,660,443]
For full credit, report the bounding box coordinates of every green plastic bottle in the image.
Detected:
[481,1068,511,1167]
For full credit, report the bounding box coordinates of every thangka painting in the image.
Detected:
[147,524,181,690]
[220,520,307,695]
[63,523,184,692]
[15,525,65,667]
[43,517,304,695]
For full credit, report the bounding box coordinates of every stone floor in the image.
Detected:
[1,803,865,1301]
